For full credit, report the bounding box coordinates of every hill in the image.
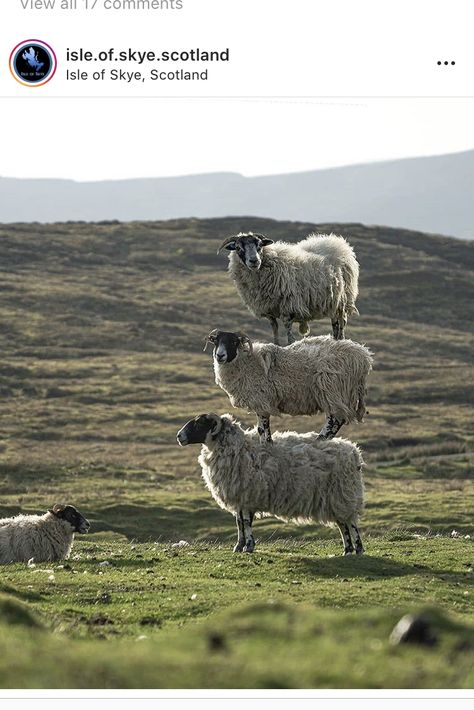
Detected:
[0,216,472,525]
[1,149,474,238]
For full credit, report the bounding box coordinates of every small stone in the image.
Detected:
[172,540,190,548]
[208,633,226,652]
[99,561,111,567]
[190,593,197,600]
[389,614,437,646]
[95,592,111,604]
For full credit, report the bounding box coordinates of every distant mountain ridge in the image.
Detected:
[1,149,473,239]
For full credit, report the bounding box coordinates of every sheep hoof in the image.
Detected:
[243,539,255,553]
[343,548,354,556]
[356,547,365,556]
[233,542,245,553]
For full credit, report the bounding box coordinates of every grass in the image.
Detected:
[0,537,473,688]
[0,217,472,688]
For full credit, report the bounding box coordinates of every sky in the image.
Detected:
[2,97,474,181]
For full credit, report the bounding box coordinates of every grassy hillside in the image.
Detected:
[0,217,472,688]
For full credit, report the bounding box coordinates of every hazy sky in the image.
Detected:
[2,98,474,180]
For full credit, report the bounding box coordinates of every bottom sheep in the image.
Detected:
[0,504,90,564]
[177,413,365,556]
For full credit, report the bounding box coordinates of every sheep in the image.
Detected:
[217,231,360,344]
[176,413,365,556]
[0,504,90,564]
[203,330,373,443]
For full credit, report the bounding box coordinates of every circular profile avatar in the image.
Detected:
[10,39,57,87]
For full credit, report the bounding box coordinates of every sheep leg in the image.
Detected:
[337,521,354,556]
[350,523,364,555]
[268,316,280,345]
[336,311,348,340]
[337,319,346,340]
[331,319,340,340]
[257,414,273,444]
[318,414,345,440]
[283,318,296,345]
[242,511,255,553]
[233,513,246,552]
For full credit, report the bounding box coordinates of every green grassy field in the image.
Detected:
[0,217,473,688]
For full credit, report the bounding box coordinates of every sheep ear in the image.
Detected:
[260,238,274,247]
[203,329,218,352]
[237,333,253,353]
[216,237,237,254]
[208,414,222,437]
[50,504,65,517]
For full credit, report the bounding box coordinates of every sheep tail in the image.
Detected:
[356,386,367,422]
[299,321,310,336]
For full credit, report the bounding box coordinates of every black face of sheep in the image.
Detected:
[217,233,274,271]
[177,414,222,446]
[203,329,252,364]
[49,504,90,534]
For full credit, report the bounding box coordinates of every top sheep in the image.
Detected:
[218,231,360,345]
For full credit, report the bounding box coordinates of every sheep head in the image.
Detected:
[203,330,253,363]
[49,504,90,534]
[217,232,274,271]
[176,413,223,446]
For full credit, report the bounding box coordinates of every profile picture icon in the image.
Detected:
[10,39,57,87]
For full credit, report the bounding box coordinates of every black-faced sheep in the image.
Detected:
[204,330,373,443]
[176,413,365,556]
[0,504,90,564]
[217,231,360,344]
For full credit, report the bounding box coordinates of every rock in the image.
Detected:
[171,540,190,548]
[95,592,111,604]
[208,632,227,652]
[389,614,437,646]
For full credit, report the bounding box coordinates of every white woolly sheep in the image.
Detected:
[0,504,90,564]
[217,231,360,344]
[204,330,373,442]
[177,413,365,556]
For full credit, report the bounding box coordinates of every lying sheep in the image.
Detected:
[0,504,90,564]
[204,330,373,442]
[217,231,359,344]
[177,413,365,556]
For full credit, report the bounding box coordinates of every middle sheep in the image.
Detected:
[204,330,373,442]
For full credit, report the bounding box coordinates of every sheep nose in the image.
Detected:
[177,432,188,446]
[247,258,260,270]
